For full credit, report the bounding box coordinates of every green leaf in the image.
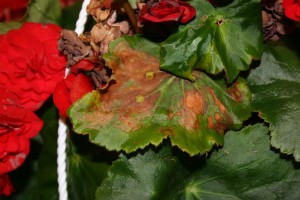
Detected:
[67,138,110,200]
[95,146,189,200]
[0,21,22,34]
[61,1,82,30]
[36,104,60,199]
[95,124,300,200]
[248,45,300,161]
[60,1,84,30]
[69,38,251,156]
[160,0,263,82]
[123,35,161,57]
[37,105,109,200]
[26,0,61,24]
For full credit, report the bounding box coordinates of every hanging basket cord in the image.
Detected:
[57,0,90,199]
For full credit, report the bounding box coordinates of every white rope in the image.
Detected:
[57,118,68,200]
[57,1,90,200]
[75,0,90,35]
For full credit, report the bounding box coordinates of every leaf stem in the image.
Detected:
[118,0,142,33]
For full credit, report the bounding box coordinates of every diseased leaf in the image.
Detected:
[248,45,300,161]
[160,0,263,82]
[69,38,251,156]
[95,124,300,200]
[26,0,61,24]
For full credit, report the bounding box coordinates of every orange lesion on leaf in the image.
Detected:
[84,108,115,129]
[168,111,175,120]
[207,87,226,114]
[160,127,175,137]
[227,81,244,102]
[206,87,233,134]
[185,91,206,115]
[179,90,207,131]
[207,114,227,135]
[94,41,171,132]
[214,112,222,121]
[208,116,214,129]
[116,114,142,132]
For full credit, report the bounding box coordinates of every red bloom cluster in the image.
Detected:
[138,0,196,24]
[0,22,66,197]
[0,0,82,22]
[283,0,300,22]
[0,88,43,196]
[0,0,28,21]
[0,23,66,111]
[60,0,82,7]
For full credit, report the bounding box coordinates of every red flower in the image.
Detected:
[59,0,81,7]
[138,0,196,24]
[0,87,43,175]
[0,0,28,9]
[283,0,300,22]
[70,59,95,74]
[53,73,94,117]
[0,174,14,196]
[0,0,28,22]
[0,22,67,111]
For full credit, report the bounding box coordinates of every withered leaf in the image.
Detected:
[69,37,251,155]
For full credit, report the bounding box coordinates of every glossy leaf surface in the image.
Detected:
[26,0,61,24]
[248,45,300,161]
[69,37,251,156]
[96,124,300,200]
[160,0,263,82]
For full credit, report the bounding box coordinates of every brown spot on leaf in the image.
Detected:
[176,112,182,116]
[85,110,115,129]
[168,111,175,120]
[217,19,224,26]
[227,82,244,102]
[208,116,214,129]
[184,91,206,115]
[207,114,226,135]
[206,88,234,134]
[214,113,222,122]
[160,127,175,137]
[116,115,142,132]
[95,41,171,132]
[201,15,207,22]
[179,90,207,131]
[208,87,226,113]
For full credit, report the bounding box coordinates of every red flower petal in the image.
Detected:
[53,73,93,117]
[282,0,296,9]
[0,174,14,197]
[53,79,72,118]
[0,0,28,10]
[71,59,95,74]
[283,0,300,22]
[70,74,94,103]
[178,1,196,23]
[138,0,196,24]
